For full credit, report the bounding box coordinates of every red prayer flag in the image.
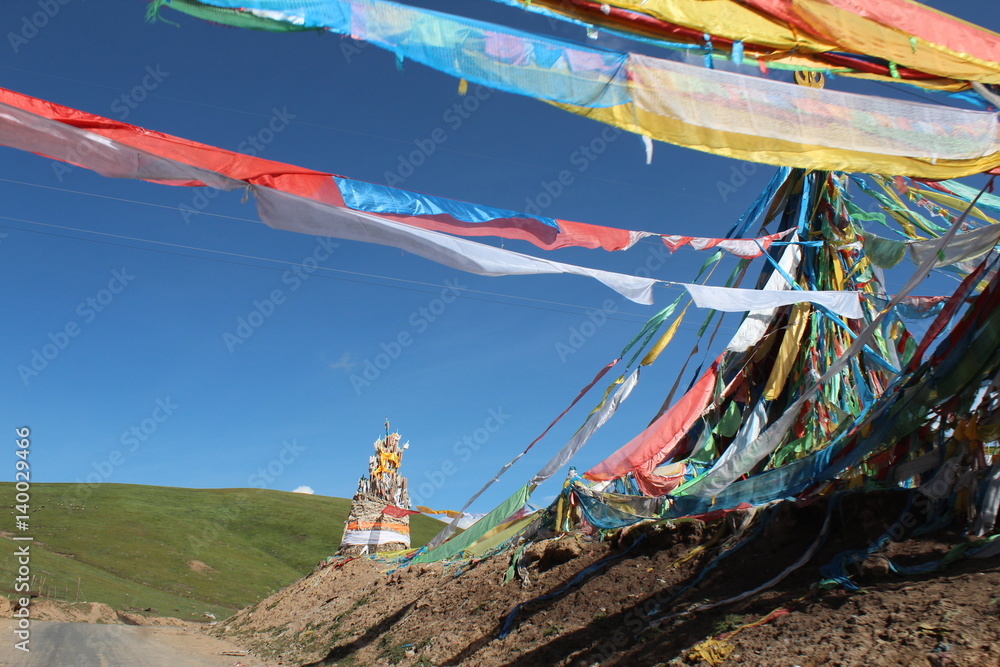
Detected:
[383,505,420,518]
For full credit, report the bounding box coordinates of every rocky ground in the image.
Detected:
[3,490,996,665]
[212,490,1000,666]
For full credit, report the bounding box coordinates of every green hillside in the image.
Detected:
[0,483,444,620]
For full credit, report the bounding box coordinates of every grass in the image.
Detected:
[378,633,408,664]
[711,613,745,635]
[0,482,445,619]
[543,623,563,637]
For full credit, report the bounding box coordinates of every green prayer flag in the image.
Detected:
[412,482,533,563]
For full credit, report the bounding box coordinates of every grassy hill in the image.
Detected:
[0,483,444,620]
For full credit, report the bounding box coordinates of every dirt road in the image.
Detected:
[0,620,273,667]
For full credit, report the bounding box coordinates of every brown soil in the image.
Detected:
[0,598,193,626]
[188,559,218,573]
[216,490,1000,666]
[0,618,282,667]
[0,599,282,665]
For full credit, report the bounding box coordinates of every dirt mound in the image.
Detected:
[117,610,194,627]
[6,600,123,624]
[187,559,217,573]
[0,598,194,627]
[216,491,1000,666]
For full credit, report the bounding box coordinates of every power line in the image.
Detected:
[0,175,664,246]
[2,214,738,337]
[0,170,744,334]
[0,177,262,225]
[0,177,736,324]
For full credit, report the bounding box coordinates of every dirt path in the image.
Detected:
[0,620,279,667]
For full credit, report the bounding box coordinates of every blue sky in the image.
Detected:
[2,0,997,515]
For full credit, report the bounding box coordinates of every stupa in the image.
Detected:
[338,422,412,555]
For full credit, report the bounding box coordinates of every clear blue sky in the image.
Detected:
[2,0,996,514]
